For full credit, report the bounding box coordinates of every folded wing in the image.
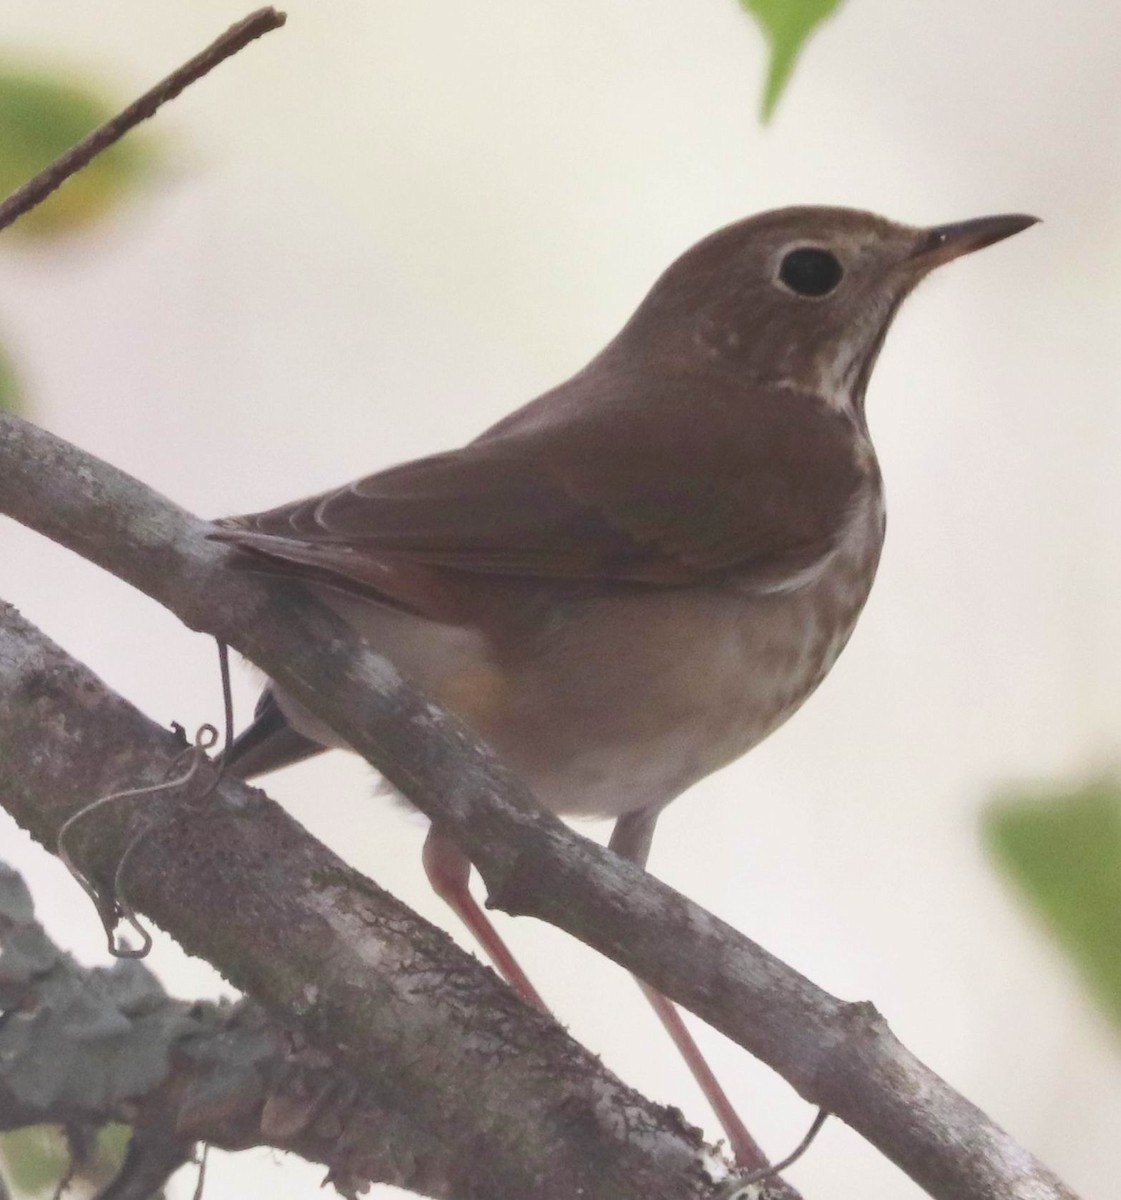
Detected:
[211,374,867,601]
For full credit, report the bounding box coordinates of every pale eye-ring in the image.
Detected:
[777,247,844,297]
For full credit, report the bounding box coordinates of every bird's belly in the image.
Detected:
[474,574,874,819]
[288,520,880,821]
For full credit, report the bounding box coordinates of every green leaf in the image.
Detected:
[0,1127,69,1196]
[0,1124,132,1198]
[737,0,843,121]
[0,65,155,238]
[983,777,1121,1031]
[0,337,23,414]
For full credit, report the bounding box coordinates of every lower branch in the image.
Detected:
[0,602,736,1200]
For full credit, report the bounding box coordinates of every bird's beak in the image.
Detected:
[911,213,1040,270]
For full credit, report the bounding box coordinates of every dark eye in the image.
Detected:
[778,247,844,297]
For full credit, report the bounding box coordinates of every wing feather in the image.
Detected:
[212,374,868,597]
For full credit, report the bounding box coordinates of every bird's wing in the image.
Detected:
[211,375,868,600]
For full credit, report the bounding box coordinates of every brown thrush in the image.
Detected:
[212,206,1037,1165]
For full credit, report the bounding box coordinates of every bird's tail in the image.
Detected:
[224,687,324,780]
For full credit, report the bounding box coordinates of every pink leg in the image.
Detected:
[610,810,767,1171]
[422,823,547,1013]
[635,980,767,1170]
[425,815,767,1170]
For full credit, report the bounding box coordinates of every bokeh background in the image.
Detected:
[1,2,1119,1197]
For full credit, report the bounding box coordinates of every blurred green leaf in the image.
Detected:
[0,65,155,238]
[0,1124,131,1198]
[0,1127,68,1196]
[738,0,843,120]
[0,337,22,414]
[984,777,1121,1030]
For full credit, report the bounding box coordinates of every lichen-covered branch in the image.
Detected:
[0,411,1081,1200]
[0,862,521,1200]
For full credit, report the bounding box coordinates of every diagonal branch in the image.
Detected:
[0,415,1081,1200]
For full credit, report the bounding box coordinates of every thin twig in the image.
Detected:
[0,7,286,236]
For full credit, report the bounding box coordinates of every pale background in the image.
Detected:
[0,2,1118,1197]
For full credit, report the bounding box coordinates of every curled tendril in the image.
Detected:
[56,641,233,958]
[718,1109,829,1197]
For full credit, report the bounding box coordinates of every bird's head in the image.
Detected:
[625,205,1038,413]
